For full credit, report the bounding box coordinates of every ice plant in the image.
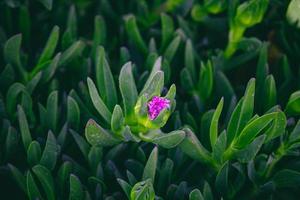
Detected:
[148,96,170,120]
[85,56,185,149]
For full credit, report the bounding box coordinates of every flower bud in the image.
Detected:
[204,0,227,14]
[235,0,269,27]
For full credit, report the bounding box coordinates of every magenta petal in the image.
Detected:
[147,96,170,120]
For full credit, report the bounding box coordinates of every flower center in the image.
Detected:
[147,96,170,120]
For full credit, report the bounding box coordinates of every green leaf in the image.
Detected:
[152,130,185,149]
[157,158,173,194]
[185,39,196,81]
[215,162,229,196]
[111,105,125,133]
[215,71,235,104]
[69,174,84,200]
[85,119,120,146]
[19,6,30,46]
[70,129,89,159]
[189,189,204,200]
[124,15,148,55]
[179,128,212,165]
[180,68,194,92]
[95,46,118,110]
[142,57,162,93]
[41,53,61,84]
[198,61,213,100]
[142,147,158,183]
[117,179,132,199]
[227,78,255,145]
[130,179,155,200]
[39,0,53,10]
[57,161,72,195]
[212,130,227,163]
[88,146,103,172]
[26,171,42,200]
[87,77,112,124]
[264,108,286,142]
[17,105,32,151]
[273,169,300,188]
[139,71,164,98]
[255,42,269,111]
[203,181,213,200]
[36,25,59,66]
[92,15,106,57]
[285,91,300,115]
[289,120,300,142]
[164,36,181,62]
[67,96,80,129]
[210,98,224,148]
[233,112,277,149]
[8,164,26,193]
[46,91,58,132]
[234,134,265,163]
[286,0,300,28]
[40,131,59,170]
[27,141,42,166]
[4,34,26,80]
[26,72,42,94]
[0,64,15,89]
[262,75,277,112]
[119,62,138,121]
[59,40,85,67]
[161,13,174,51]
[5,126,19,159]
[32,165,55,200]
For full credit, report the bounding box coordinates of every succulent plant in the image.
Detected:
[1,0,300,200]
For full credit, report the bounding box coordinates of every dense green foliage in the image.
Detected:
[1,0,300,199]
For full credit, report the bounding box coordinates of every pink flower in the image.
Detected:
[147,96,170,120]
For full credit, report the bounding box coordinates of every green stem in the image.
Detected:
[224,25,245,58]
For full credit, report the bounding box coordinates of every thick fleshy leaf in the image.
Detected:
[40,131,59,170]
[36,25,59,66]
[17,105,32,151]
[32,165,55,200]
[69,174,84,200]
[26,171,42,200]
[8,164,26,193]
[124,15,147,55]
[164,36,181,62]
[59,40,85,66]
[85,119,120,146]
[189,189,204,200]
[92,15,106,57]
[87,77,112,124]
[273,169,300,188]
[227,78,255,145]
[27,141,42,166]
[210,98,224,148]
[142,147,158,183]
[152,130,185,149]
[198,61,213,100]
[67,96,80,129]
[286,0,300,28]
[285,91,300,115]
[161,13,174,50]
[117,179,132,199]
[95,46,117,110]
[233,112,278,149]
[119,62,138,121]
